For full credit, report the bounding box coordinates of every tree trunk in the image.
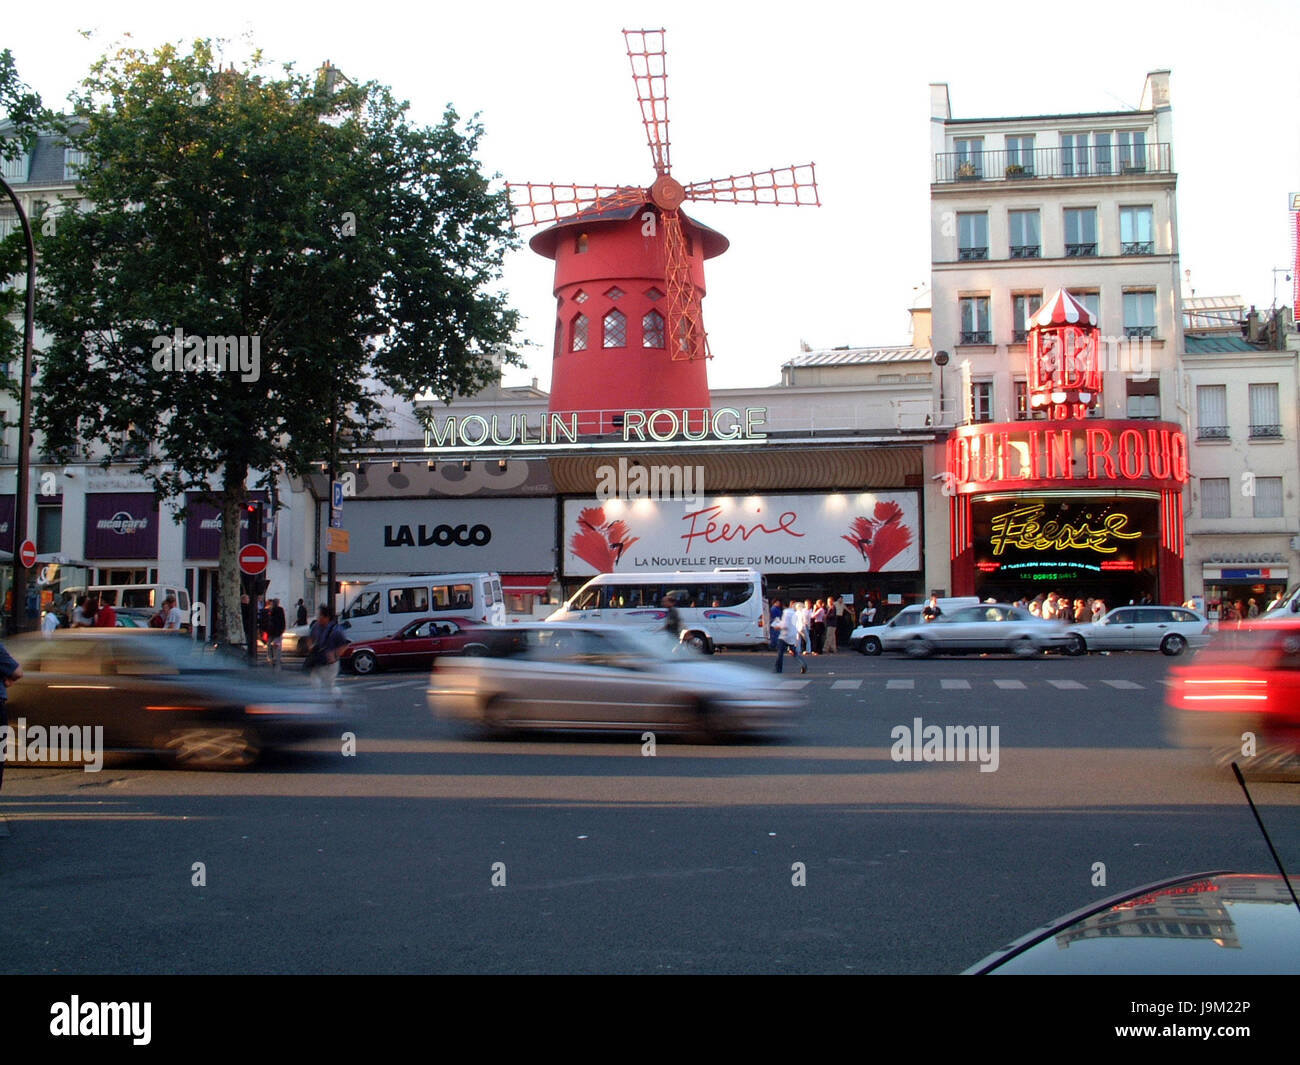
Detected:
[217,465,249,647]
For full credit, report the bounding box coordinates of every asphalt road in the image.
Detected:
[2,646,1298,974]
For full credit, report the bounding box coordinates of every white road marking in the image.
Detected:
[940,679,971,690]
[831,680,863,690]
[886,679,914,690]
[1047,679,1087,690]
[993,679,1027,690]
[780,679,812,689]
[1101,680,1144,689]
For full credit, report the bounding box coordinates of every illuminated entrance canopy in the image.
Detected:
[945,419,1189,494]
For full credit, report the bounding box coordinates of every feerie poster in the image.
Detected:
[563,492,920,576]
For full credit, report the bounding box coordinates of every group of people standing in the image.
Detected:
[1014,592,1107,624]
[768,595,857,673]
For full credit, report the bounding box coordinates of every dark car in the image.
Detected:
[339,616,490,675]
[965,872,1300,974]
[3,630,348,768]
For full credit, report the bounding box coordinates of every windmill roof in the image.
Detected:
[527,201,729,260]
[783,347,932,368]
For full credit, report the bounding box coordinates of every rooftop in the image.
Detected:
[781,347,931,369]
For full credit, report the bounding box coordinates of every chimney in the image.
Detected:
[1244,306,1261,343]
[929,83,951,121]
[1140,70,1171,111]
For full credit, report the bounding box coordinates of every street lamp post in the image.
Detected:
[1,176,36,635]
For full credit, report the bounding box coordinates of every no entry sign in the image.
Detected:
[238,543,269,576]
[18,539,36,568]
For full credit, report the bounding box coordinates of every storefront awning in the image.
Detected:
[501,575,552,594]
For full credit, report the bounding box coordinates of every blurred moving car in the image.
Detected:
[965,872,1300,974]
[430,623,799,739]
[889,603,1072,659]
[1064,605,1210,657]
[1166,618,1300,769]
[340,616,489,675]
[849,598,979,655]
[4,630,348,768]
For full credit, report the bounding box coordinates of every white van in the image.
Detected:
[547,568,768,653]
[337,572,505,638]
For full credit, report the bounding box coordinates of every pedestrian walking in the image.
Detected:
[41,608,60,637]
[661,593,682,640]
[774,604,807,674]
[266,597,287,668]
[295,598,308,627]
[91,595,116,628]
[162,595,185,630]
[795,600,811,655]
[0,639,23,792]
[304,605,349,692]
[768,598,783,650]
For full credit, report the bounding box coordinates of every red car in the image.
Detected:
[1166,617,1300,770]
[340,617,491,675]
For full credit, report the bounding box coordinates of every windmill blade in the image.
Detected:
[505,183,648,230]
[683,164,821,206]
[624,28,671,177]
[661,209,708,361]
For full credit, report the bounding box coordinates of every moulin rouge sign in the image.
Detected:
[946,420,1189,492]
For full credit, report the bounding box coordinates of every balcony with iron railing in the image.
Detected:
[1197,425,1230,440]
[935,142,1172,184]
[1249,423,1283,439]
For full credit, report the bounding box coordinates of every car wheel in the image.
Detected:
[165,727,260,769]
[351,650,378,675]
[905,637,933,659]
[1160,633,1188,656]
[1011,636,1039,659]
[461,643,489,657]
[860,636,882,656]
[480,695,513,737]
[1064,633,1087,657]
[692,699,731,743]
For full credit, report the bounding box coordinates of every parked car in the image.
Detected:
[3,630,349,768]
[965,871,1300,974]
[340,616,490,675]
[849,598,979,655]
[889,603,1072,659]
[429,623,800,739]
[1064,605,1211,656]
[1165,618,1300,770]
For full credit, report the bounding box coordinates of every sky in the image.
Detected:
[6,0,1299,391]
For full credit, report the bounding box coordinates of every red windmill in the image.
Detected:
[508,28,820,431]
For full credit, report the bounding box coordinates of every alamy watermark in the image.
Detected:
[151,328,261,383]
[1,719,104,772]
[595,457,704,505]
[890,716,999,773]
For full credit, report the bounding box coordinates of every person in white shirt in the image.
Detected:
[162,595,185,630]
[795,600,811,655]
[41,609,60,637]
[774,605,807,674]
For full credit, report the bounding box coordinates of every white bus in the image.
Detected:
[337,572,505,638]
[547,568,768,653]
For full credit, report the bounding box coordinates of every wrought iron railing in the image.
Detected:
[1124,325,1157,339]
[1009,244,1040,259]
[1122,240,1155,255]
[935,142,1172,183]
[1197,425,1229,440]
[959,330,991,345]
[1065,242,1097,257]
[1249,424,1283,439]
[957,246,988,261]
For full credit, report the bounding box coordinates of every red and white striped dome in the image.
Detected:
[1030,288,1097,328]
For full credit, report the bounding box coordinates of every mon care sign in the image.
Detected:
[563,492,921,576]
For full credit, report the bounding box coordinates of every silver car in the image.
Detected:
[429,624,799,739]
[1064,605,1211,656]
[889,603,1072,659]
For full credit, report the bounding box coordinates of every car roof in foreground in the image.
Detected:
[964,871,1300,975]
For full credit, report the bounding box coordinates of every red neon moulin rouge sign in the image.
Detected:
[946,420,1189,492]
[1027,289,1101,419]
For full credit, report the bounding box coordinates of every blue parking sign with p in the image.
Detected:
[332,480,344,509]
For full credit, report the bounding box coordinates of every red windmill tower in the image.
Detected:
[508,28,820,432]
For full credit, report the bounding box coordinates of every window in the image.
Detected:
[604,286,624,300]
[644,287,664,301]
[1092,132,1112,175]
[1011,293,1041,343]
[63,147,88,179]
[575,233,588,254]
[573,289,589,303]
[37,503,62,554]
[388,586,430,615]
[1008,211,1040,258]
[0,150,28,182]
[430,583,474,611]
[1120,206,1154,254]
[1249,383,1281,438]
[1197,385,1228,439]
[1126,378,1159,420]
[1060,133,1089,176]
[959,296,990,344]
[1064,208,1097,256]
[1253,477,1284,519]
[954,137,983,177]
[1117,130,1147,171]
[345,590,381,619]
[970,381,993,423]
[602,309,626,348]
[571,313,588,352]
[642,309,665,348]
[1074,291,1100,322]
[1123,291,1156,338]
[957,212,988,260]
[1013,380,1039,420]
[1005,135,1034,173]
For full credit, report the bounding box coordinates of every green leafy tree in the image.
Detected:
[34,40,520,644]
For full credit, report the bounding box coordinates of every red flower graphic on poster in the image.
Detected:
[841,501,914,571]
[569,506,640,573]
